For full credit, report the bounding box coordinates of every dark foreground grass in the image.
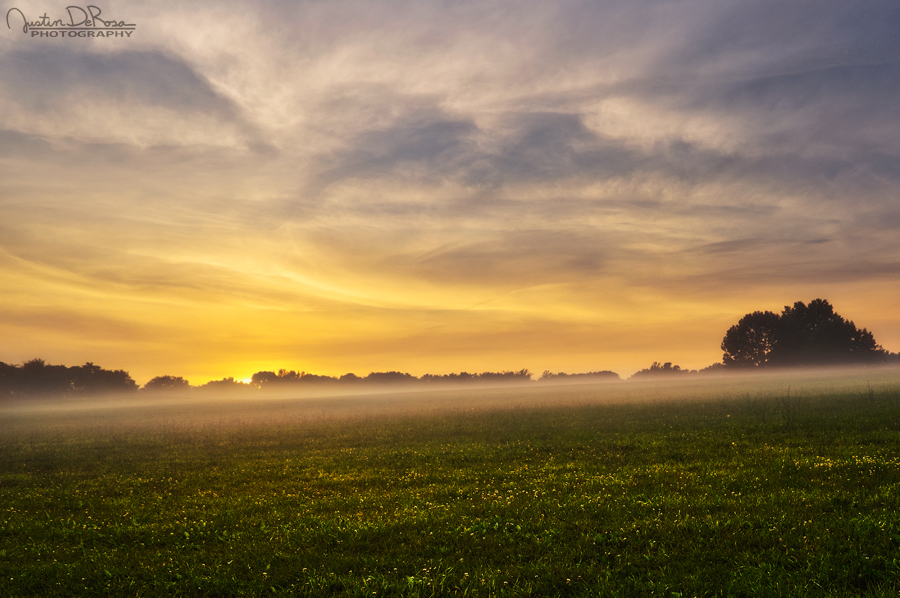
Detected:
[1,381,900,596]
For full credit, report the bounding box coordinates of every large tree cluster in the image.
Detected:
[721,299,885,368]
[0,359,137,397]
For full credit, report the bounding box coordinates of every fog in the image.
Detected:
[1,365,897,444]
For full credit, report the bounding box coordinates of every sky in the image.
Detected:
[2,0,900,384]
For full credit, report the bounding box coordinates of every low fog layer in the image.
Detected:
[1,366,896,442]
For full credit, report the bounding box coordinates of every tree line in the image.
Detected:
[1,299,896,397]
[0,363,588,398]
[136,368,620,393]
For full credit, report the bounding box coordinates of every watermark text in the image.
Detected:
[6,6,136,37]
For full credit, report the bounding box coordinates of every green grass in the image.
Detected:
[1,375,900,596]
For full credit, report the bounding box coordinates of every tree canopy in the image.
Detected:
[630,362,693,379]
[539,370,619,381]
[249,368,534,389]
[0,359,137,397]
[721,299,885,368]
[143,375,191,392]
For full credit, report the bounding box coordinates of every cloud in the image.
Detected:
[0,48,231,113]
[319,107,479,184]
[0,46,259,146]
[399,227,614,286]
[622,1,900,179]
[478,112,641,185]
[675,0,900,72]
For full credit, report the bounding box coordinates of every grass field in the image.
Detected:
[1,369,899,596]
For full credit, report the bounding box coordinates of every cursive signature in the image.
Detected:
[6,6,135,33]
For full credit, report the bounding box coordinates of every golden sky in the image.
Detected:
[2,0,899,384]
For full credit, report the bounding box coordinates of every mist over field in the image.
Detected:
[2,366,896,439]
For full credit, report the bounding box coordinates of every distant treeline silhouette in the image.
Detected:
[1,364,618,398]
[539,370,620,381]
[156,369,622,393]
[248,368,536,388]
[0,359,137,397]
[2,299,896,396]
[630,362,709,379]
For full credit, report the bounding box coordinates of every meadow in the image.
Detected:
[1,368,899,597]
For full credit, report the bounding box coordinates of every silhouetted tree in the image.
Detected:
[250,369,340,390]
[296,373,339,384]
[364,371,417,384]
[721,311,781,368]
[71,362,138,394]
[0,359,137,397]
[631,362,692,379]
[0,362,17,397]
[418,370,534,383]
[775,299,883,365]
[196,377,251,393]
[276,369,302,383]
[19,358,71,394]
[420,372,477,383]
[539,370,620,381]
[477,369,533,382]
[251,371,279,389]
[722,299,886,368]
[143,376,191,392]
[244,367,610,389]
